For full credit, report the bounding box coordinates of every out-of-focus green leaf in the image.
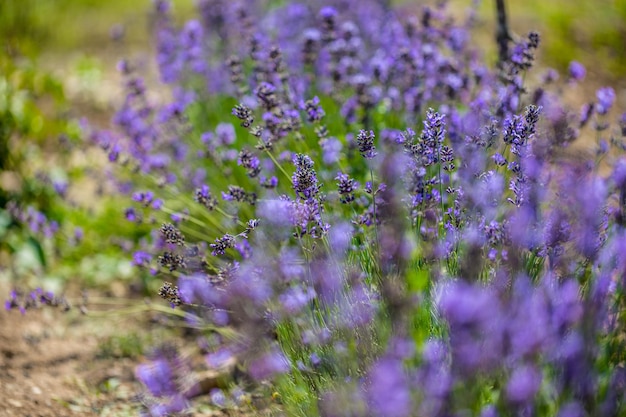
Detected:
[26,236,47,269]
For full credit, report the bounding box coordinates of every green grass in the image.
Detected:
[450,0,626,80]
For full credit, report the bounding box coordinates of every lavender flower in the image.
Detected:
[210,234,236,256]
[237,149,261,177]
[568,61,586,81]
[135,344,194,416]
[367,356,411,417]
[195,185,218,210]
[292,153,320,199]
[136,359,178,397]
[180,20,206,74]
[596,87,616,115]
[210,389,227,408]
[215,122,236,145]
[510,31,540,73]
[279,285,315,314]
[438,282,505,373]
[154,4,181,83]
[4,288,69,313]
[160,223,185,246]
[420,108,446,165]
[158,251,186,271]
[248,347,290,381]
[158,282,181,306]
[300,96,325,123]
[336,172,359,203]
[321,137,343,165]
[232,103,254,128]
[222,185,257,205]
[356,129,377,159]
[178,274,217,306]
[506,364,542,404]
[133,251,152,266]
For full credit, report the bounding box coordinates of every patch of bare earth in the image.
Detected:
[0,307,145,417]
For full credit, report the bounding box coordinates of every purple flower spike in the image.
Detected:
[319,6,338,20]
[596,87,615,115]
[568,61,586,81]
[154,0,170,14]
[292,154,320,199]
[248,347,290,381]
[210,388,227,408]
[136,359,177,397]
[356,130,377,159]
[215,123,236,145]
[178,274,216,306]
[300,96,325,123]
[321,137,342,165]
[279,285,315,314]
[336,172,358,203]
[368,356,411,417]
[206,347,234,369]
[557,402,584,417]
[506,364,542,404]
[133,251,152,266]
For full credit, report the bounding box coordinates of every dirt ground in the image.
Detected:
[0,305,146,417]
[0,290,281,417]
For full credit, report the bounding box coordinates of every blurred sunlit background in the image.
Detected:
[2,0,625,131]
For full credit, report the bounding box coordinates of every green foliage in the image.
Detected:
[97,333,146,359]
[0,47,150,291]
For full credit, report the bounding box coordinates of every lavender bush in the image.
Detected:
[84,0,625,415]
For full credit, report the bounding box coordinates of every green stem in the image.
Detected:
[264,147,293,184]
[160,206,223,239]
[370,168,380,258]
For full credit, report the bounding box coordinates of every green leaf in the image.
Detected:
[406,268,429,292]
[26,236,46,269]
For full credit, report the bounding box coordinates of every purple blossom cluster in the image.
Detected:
[79,0,626,416]
[5,288,70,314]
[6,202,60,239]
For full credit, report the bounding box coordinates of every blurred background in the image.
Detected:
[2,0,625,111]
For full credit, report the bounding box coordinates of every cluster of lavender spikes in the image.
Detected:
[5,288,70,313]
[83,0,626,416]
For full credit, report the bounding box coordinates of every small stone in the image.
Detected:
[8,399,23,408]
[32,385,42,395]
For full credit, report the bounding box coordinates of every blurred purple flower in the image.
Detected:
[557,401,584,417]
[568,61,586,81]
[178,274,217,306]
[248,347,290,381]
[279,285,315,314]
[206,347,234,369]
[215,123,236,145]
[133,251,152,266]
[300,96,325,122]
[368,356,411,417]
[506,364,542,403]
[321,137,343,165]
[210,388,227,407]
[438,281,505,373]
[596,87,615,115]
[136,359,177,397]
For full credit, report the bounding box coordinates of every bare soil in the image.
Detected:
[0,306,145,417]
